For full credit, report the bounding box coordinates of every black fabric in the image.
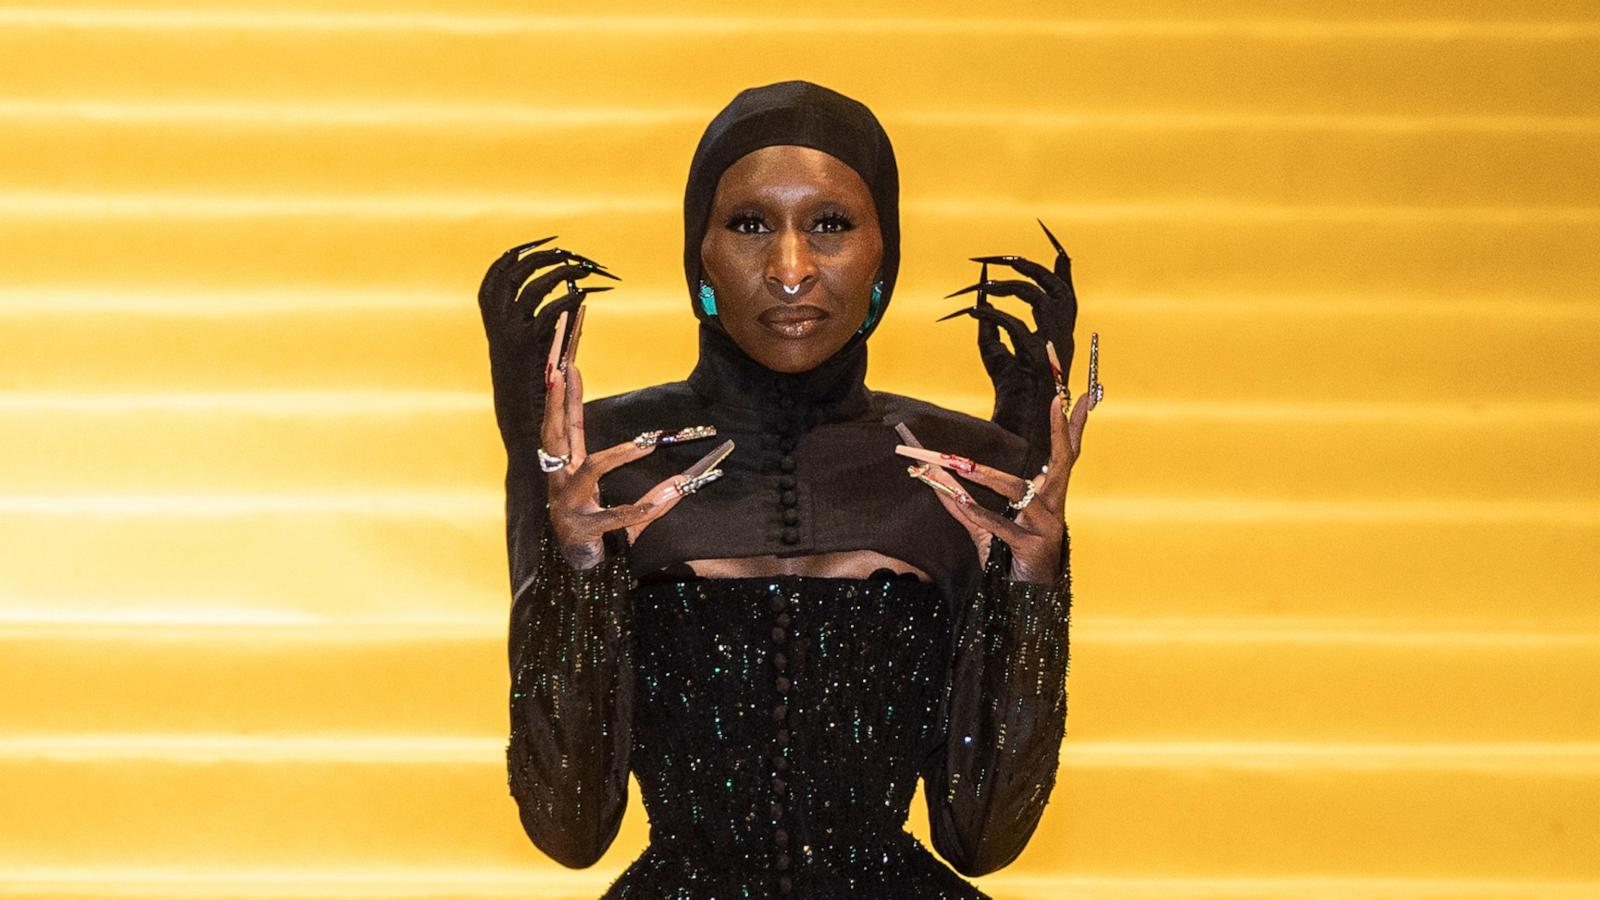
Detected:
[506,505,1073,897]
[683,79,901,349]
[581,322,1031,608]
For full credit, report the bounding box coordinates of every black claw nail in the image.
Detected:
[1036,219,1067,258]
[977,261,989,305]
[935,306,977,322]
[944,282,985,299]
[577,286,614,295]
[970,255,1024,264]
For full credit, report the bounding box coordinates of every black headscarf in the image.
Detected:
[681,80,901,352]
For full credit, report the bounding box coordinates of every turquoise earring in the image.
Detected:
[698,280,718,316]
[856,281,884,334]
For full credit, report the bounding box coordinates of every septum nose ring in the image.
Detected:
[782,284,801,295]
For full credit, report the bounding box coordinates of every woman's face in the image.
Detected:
[700,145,884,373]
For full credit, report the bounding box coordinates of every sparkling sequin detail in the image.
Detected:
[508,518,1073,898]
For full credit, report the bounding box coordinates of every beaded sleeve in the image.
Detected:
[922,528,1073,878]
[504,461,636,869]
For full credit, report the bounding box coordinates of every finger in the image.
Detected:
[971,255,1077,347]
[1040,391,1090,507]
[965,277,1050,310]
[894,445,1028,498]
[515,264,603,316]
[934,479,1032,547]
[618,475,694,544]
[943,305,1035,358]
[564,362,587,468]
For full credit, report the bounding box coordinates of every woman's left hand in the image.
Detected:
[897,389,1094,584]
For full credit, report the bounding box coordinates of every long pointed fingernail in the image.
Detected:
[970,255,1023,264]
[935,306,976,323]
[908,465,973,505]
[559,304,586,372]
[894,445,976,474]
[944,282,984,299]
[546,309,569,377]
[1037,219,1067,257]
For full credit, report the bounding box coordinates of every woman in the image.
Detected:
[477,80,1098,899]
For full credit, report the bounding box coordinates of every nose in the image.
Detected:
[766,227,817,299]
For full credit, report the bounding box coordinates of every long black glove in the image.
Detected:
[940,220,1079,473]
[478,235,618,460]
[478,236,618,581]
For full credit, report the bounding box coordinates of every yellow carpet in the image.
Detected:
[2,2,1597,897]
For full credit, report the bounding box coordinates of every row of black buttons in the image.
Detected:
[769,584,796,894]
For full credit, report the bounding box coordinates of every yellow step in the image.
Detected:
[6,109,1596,210]
[1,740,1594,877]
[3,394,1595,500]
[1,15,1594,118]
[3,506,1595,626]
[4,623,1596,742]
[4,209,1594,305]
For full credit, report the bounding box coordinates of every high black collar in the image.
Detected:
[684,324,871,431]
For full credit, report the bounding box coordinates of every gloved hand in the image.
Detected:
[940,220,1079,471]
[477,236,618,458]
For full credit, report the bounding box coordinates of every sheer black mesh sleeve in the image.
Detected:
[922,528,1073,878]
[504,469,636,869]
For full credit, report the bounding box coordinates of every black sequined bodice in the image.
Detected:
[607,574,987,899]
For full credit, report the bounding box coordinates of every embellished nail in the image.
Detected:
[675,468,723,496]
[1046,340,1071,411]
[1088,332,1103,406]
[545,309,569,380]
[908,465,973,505]
[544,361,553,391]
[635,425,717,449]
[893,445,977,474]
[684,438,735,480]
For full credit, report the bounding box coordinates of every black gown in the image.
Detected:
[500,325,1074,899]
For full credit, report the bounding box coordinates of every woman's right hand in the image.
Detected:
[541,307,727,571]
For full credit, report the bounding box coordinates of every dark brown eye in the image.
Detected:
[814,212,854,234]
[728,214,767,235]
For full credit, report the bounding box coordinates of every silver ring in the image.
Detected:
[1008,478,1039,511]
[537,447,570,473]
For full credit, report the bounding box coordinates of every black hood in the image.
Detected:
[681,79,901,359]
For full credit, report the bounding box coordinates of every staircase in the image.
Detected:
[3,2,1597,897]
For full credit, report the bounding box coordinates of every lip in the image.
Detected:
[758,305,829,339]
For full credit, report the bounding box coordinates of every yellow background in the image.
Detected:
[2,1,1597,897]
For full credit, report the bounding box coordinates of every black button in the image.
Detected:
[780,395,795,410]
[774,755,789,771]
[781,509,800,525]
[771,776,787,795]
[776,852,791,870]
[780,456,796,473]
[779,475,797,489]
[775,828,790,846]
[780,490,798,506]
[780,875,793,893]
[769,595,787,612]
[780,527,799,544]
[777,729,790,746]
[773,652,787,671]
[775,676,791,691]
[772,704,787,722]
[770,802,785,819]
[771,626,787,643]
[777,612,791,627]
